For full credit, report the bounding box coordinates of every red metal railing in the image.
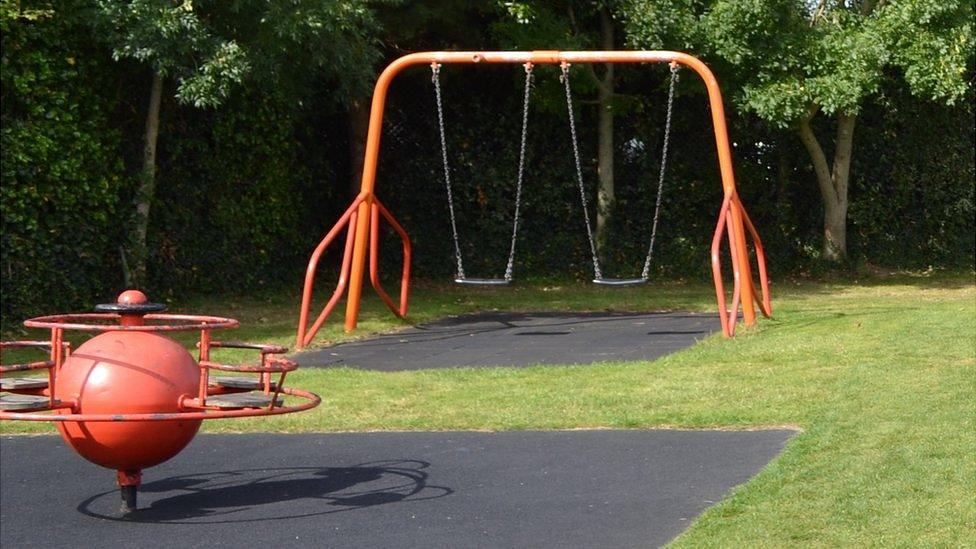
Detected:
[369,199,412,319]
[740,204,773,318]
[0,340,69,409]
[2,322,320,422]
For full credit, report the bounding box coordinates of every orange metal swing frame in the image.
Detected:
[296,50,772,349]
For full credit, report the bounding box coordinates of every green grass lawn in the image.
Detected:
[3,273,974,546]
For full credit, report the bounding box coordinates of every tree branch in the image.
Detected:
[810,0,827,25]
[566,2,607,92]
[804,103,821,121]
[566,2,580,35]
[597,4,614,92]
[860,0,887,16]
[796,106,839,206]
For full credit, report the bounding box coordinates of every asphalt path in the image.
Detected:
[1,430,792,548]
[295,311,719,370]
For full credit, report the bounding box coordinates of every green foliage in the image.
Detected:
[251,0,382,103]
[881,0,974,105]
[95,0,250,108]
[95,0,383,108]
[145,86,335,297]
[2,0,973,324]
[848,86,975,267]
[623,0,973,265]
[622,0,974,125]
[620,0,705,50]
[1,2,128,321]
[697,0,887,124]
[493,1,584,50]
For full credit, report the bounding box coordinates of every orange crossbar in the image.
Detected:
[295,50,771,348]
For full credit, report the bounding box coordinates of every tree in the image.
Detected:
[496,0,626,255]
[624,0,973,262]
[1,1,129,319]
[347,1,496,197]
[94,0,380,285]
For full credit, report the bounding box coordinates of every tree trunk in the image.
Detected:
[128,71,163,288]
[594,5,615,255]
[595,79,614,253]
[348,99,370,198]
[797,109,856,262]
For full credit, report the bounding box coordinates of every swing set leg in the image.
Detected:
[296,194,410,348]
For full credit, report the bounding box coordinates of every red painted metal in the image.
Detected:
[206,341,288,393]
[709,194,770,337]
[24,313,239,332]
[0,340,68,407]
[1,291,320,513]
[297,195,365,348]
[369,198,411,319]
[56,329,203,470]
[295,50,772,348]
[710,195,734,337]
[5,387,320,422]
[740,205,773,317]
[296,195,413,348]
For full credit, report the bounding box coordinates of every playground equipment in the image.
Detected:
[0,290,320,514]
[297,50,772,348]
[432,62,534,285]
[563,62,678,286]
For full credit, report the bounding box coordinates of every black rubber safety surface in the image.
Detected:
[295,311,719,370]
[1,430,793,548]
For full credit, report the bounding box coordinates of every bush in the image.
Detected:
[1,5,127,323]
[146,86,337,298]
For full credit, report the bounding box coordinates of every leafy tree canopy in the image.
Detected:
[622,0,974,126]
[95,0,384,108]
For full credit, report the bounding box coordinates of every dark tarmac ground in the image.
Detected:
[2,310,787,548]
[1,429,794,548]
[294,311,719,370]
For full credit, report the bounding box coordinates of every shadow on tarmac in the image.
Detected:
[77,459,453,524]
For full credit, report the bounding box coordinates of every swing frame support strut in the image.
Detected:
[296,50,771,348]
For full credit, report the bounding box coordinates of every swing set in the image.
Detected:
[296,50,772,348]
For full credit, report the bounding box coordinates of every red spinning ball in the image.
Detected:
[55,330,202,471]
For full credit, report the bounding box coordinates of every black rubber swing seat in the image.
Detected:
[593,277,649,286]
[454,278,512,286]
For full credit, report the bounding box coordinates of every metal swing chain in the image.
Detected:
[641,63,680,280]
[504,62,534,282]
[431,62,466,280]
[561,62,603,281]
